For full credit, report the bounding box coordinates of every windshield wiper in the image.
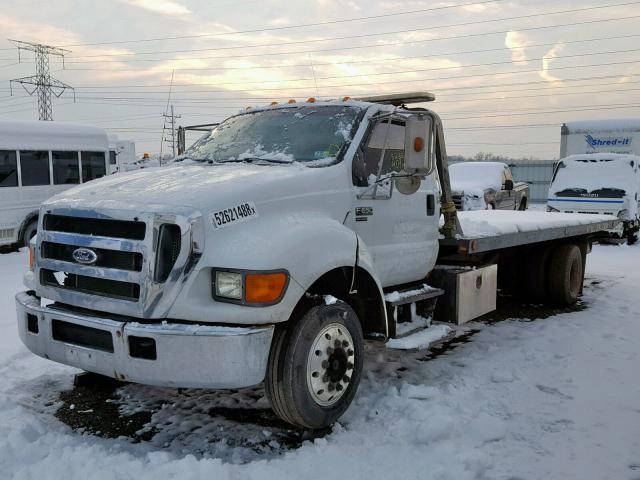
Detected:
[219,156,292,165]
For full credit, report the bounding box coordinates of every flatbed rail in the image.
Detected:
[439,212,619,255]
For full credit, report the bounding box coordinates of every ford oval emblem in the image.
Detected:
[72,247,98,265]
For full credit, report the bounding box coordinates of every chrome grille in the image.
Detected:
[35,208,191,319]
[43,214,146,240]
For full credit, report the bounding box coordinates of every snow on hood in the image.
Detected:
[44,162,326,213]
[449,162,506,193]
[549,154,639,196]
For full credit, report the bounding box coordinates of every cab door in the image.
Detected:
[498,166,516,210]
[349,119,439,287]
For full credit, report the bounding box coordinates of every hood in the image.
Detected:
[44,163,343,214]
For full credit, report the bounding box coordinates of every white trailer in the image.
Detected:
[16,94,617,429]
[108,136,137,174]
[0,120,110,247]
[560,118,640,157]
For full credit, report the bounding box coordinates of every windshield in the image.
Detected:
[182,105,363,165]
[550,158,637,197]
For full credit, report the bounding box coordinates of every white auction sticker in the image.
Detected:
[210,201,259,229]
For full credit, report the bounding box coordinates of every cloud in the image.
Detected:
[539,42,565,84]
[505,31,531,65]
[117,0,191,16]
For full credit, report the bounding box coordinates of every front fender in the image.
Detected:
[167,213,363,325]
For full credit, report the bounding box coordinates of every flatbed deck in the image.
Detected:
[439,210,619,254]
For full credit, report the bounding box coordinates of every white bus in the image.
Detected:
[0,120,110,247]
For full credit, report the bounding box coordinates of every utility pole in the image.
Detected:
[8,39,74,121]
[162,105,181,158]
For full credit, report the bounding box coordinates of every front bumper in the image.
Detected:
[16,291,274,389]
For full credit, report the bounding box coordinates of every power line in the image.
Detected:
[57,31,640,73]
[63,3,640,61]
[51,0,508,48]
[51,57,640,91]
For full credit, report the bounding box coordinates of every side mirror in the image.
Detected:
[404,114,434,175]
[504,179,514,191]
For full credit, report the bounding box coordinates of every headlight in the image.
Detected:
[214,271,243,300]
[212,270,289,305]
[547,206,560,212]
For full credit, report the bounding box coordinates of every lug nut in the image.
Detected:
[321,360,329,369]
[322,374,330,382]
[342,340,349,347]
[326,347,334,355]
[342,375,350,383]
[336,383,344,391]
[328,383,335,392]
[334,339,341,348]
[347,362,354,370]
[348,349,354,356]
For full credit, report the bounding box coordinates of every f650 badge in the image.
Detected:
[72,247,98,265]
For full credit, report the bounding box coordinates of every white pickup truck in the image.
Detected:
[16,93,617,429]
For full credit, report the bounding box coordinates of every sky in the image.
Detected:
[0,0,638,159]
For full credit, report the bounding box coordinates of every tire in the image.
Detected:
[523,247,550,303]
[548,244,583,305]
[628,233,638,245]
[21,218,38,247]
[265,300,364,429]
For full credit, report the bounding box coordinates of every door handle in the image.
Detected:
[426,194,435,216]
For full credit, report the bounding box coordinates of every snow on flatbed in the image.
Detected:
[455,210,615,238]
[1,245,639,479]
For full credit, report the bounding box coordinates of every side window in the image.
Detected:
[503,167,513,182]
[81,151,106,182]
[20,150,50,186]
[0,150,18,187]
[353,121,405,186]
[52,151,80,185]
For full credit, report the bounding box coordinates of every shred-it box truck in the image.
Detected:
[550,119,640,243]
[16,93,617,429]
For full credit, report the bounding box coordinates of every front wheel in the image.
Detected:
[265,300,364,429]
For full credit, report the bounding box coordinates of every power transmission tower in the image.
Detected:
[162,105,181,159]
[8,39,75,121]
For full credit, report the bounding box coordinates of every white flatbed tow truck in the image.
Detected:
[15,92,617,429]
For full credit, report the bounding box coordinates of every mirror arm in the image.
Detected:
[431,113,463,239]
[371,108,397,198]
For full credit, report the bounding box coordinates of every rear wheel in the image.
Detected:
[265,300,364,429]
[548,244,583,305]
[21,218,38,247]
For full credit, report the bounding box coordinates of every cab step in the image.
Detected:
[384,284,444,338]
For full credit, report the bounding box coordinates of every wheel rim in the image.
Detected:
[306,322,355,407]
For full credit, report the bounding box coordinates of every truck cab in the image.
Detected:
[17,94,448,429]
[547,153,640,243]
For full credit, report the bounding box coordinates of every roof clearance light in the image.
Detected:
[270,101,278,106]
[288,99,296,104]
[307,97,316,103]
[414,137,424,153]
[245,106,252,110]
[342,96,351,101]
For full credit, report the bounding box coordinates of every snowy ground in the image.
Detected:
[1,244,639,479]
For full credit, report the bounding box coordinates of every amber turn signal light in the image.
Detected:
[245,272,288,304]
[413,136,424,153]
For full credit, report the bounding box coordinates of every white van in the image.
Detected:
[108,136,137,174]
[0,120,110,247]
[547,153,640,243]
